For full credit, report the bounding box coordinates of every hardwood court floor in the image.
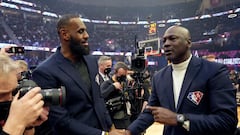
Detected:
[145,106,240,135]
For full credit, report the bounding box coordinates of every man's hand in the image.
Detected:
[8,87,44,126]
[146,106,177,125]
[23,107,49,135]
[124,130,131,135]
[29,107,49,127]
[0,46,14,56]
[108,125,127,135]
[113,82,122,90]
[3,87,45,135]
[109,129,125,135]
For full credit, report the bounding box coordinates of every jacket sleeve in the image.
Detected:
[127,74,160,135]
[100,80,115,98]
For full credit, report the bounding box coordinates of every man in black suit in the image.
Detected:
[32,14,123,135]
[125,26,237,135]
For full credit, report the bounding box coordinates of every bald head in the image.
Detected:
[164,25,191,41]
[162,25,192,64]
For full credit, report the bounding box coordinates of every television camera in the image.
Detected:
[105,39,149,121]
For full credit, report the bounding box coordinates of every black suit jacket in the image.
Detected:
[128,56,237,135]
[32,47,112,135]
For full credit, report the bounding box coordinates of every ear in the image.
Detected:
[59,28,70,41]
[187,39,192,48]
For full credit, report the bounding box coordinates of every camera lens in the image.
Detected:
[41,86,66,106]
[18,80,66,106]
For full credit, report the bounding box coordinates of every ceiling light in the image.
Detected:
[228,13,237,18]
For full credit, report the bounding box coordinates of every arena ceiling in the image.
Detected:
[64,0,196,7]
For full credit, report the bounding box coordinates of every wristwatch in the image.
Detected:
[176,114,186,126]
[176,114,190,131]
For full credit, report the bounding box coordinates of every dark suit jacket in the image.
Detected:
[128,56,237,135]
[32,47,112,135]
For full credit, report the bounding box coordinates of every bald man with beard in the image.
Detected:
[125,26,237,135]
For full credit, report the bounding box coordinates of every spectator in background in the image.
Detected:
[125,25,237,135]
[15,60,28,81]
[96,55,112,85]
[229,70,238,90]
[12,60,29,96]
[32,14,123,135]
[101,61,130,129]
[0,52,48,135]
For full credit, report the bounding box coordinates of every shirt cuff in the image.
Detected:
[182,120,190,131]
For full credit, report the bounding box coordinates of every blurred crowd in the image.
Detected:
[0,0,239,74]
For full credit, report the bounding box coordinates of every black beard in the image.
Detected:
[69,37,90,57]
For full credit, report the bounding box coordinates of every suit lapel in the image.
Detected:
[163,66,176,111]
[176,57,201,111]
[56,52,93,101]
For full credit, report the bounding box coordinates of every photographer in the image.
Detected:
[126,70,150,123]
[101,61,130,129]
[11,60,29,96]
[0,49,48,135]
[15,60,28,81]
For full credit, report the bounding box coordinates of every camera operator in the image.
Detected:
[0,48,48,135]
[126,70,150,123]
[11,60,30,96]
[100,61,130,129]
[15,60,28,81]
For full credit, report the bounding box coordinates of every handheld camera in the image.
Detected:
[17,80,66,106]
